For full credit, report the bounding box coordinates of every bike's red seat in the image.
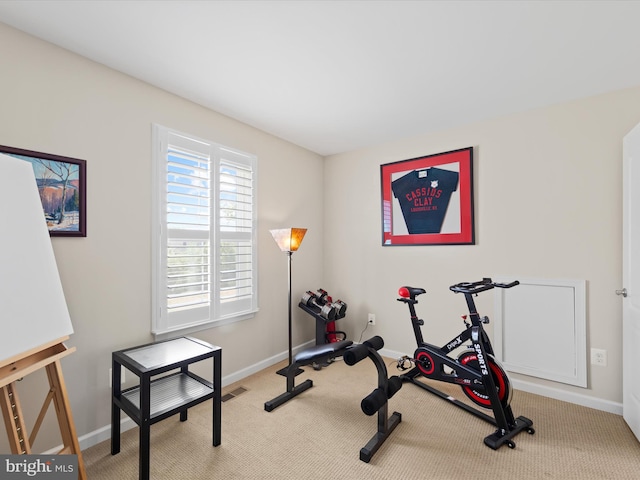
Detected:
[398,286,426,299]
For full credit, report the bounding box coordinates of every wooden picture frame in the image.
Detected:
[0,145,86,237]
[380,147,474,246]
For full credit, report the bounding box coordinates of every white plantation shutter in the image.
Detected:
[152,125,258,336]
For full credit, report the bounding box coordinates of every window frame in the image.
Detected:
[151,124,258,339]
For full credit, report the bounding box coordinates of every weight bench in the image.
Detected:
[264,339,353,412]
[264,337,402,463]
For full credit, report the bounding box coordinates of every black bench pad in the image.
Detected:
[294,340,353,365]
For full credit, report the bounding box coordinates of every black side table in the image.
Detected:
[111,336,221,480]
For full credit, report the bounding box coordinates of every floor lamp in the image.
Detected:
[270,228,307,377]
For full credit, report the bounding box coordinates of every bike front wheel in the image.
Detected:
[457,351,512,409]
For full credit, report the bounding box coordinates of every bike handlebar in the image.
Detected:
[449,278,519,295]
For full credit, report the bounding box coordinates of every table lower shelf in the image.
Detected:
[118,372,214,424]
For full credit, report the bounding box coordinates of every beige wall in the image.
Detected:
[0,23,324,451]
[323,86,640,408]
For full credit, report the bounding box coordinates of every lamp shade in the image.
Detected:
[270,228,307,252]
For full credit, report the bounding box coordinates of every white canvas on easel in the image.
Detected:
[0,153,85,477]
[0,152,74,364]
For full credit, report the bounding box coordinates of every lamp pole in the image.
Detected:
[286,250,293,367]
[270,228,307,377]
[277,249,303,376]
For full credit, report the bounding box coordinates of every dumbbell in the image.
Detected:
[314,289,348,318]
[315,288,330,305]
[301,291,337,320]
[330,299,347,317]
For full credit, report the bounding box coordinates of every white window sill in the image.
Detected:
[153,310,258,342]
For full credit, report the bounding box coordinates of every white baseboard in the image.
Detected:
[71,340,316,453]
[379,347,623,416]
[509,377,622,415]
[76,418,136,452]
[220,339,314,386]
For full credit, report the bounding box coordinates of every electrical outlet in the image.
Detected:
[368,313,376,326]
[109,367,126,387]
[591,348,607,367]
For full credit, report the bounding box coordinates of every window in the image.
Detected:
[152,125,258,337]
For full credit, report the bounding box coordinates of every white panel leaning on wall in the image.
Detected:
[493,277,587,388]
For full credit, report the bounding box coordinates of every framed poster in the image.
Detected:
[0,145,86,237]
[380,147,474,246]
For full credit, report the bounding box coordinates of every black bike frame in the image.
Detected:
[398,278,534,450]
[405,286,498,382]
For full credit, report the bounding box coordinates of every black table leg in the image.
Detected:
[139,375,151,480]
[111,359,121,455]
[213,350,221,446]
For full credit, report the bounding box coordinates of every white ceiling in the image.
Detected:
[1,0,640,156]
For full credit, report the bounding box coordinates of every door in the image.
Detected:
[623,122,640,441]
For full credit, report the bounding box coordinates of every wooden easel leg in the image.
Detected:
[0,383,32,454]
[45,360,87,480]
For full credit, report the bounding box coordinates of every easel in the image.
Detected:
[0,336,86,480]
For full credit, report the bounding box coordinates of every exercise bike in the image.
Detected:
[396,278,534,449]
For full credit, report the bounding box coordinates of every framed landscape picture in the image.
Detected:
[380,147,474,246]
[0,145,86,237]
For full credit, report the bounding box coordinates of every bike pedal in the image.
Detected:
[396,356,411,371]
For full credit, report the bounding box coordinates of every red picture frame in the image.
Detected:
[380,147,474,246]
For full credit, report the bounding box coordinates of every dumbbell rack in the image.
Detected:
[298,301,347,347]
